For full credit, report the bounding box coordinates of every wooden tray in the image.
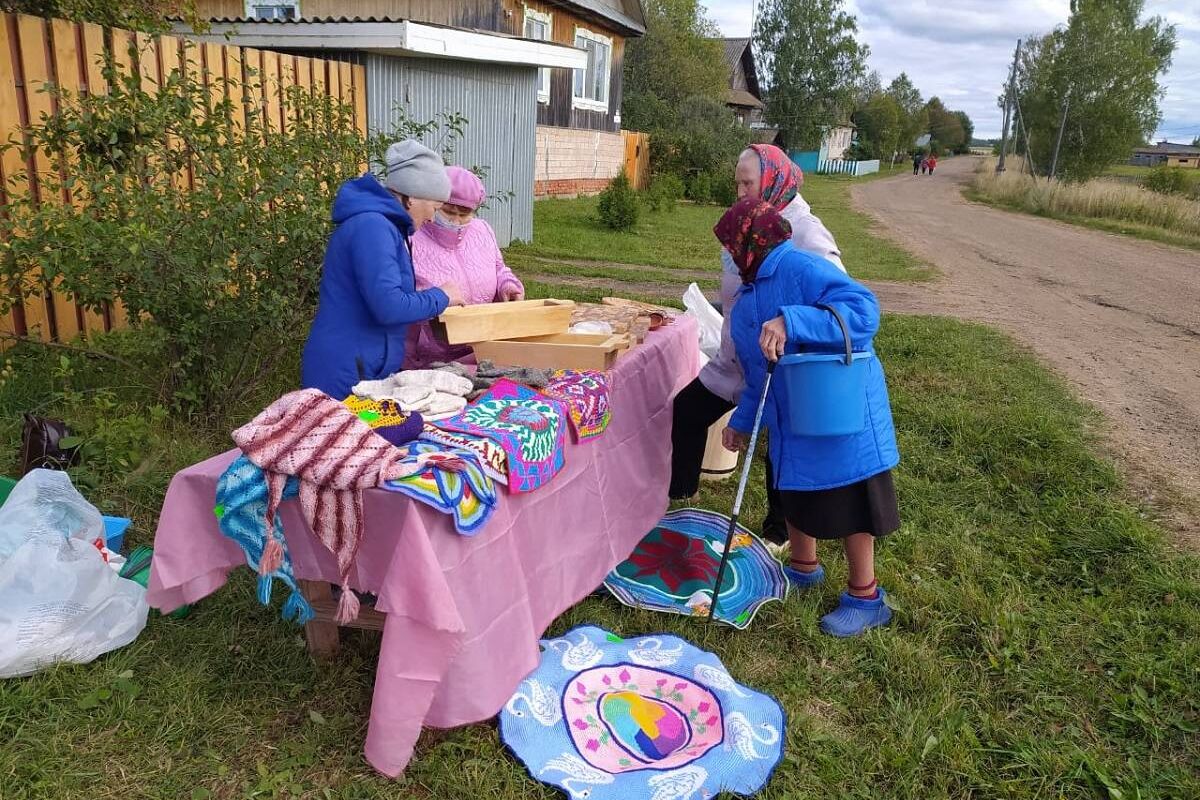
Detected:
[472,332,629,371]
[434,299,575,345]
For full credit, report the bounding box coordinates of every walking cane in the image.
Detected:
[708,360,777,624]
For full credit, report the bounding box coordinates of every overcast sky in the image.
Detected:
[703,0,1200,141]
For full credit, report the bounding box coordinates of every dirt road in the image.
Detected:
[854,156,1200,546]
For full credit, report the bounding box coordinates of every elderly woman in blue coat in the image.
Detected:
[301,140,466,399]
[717,196,901,637]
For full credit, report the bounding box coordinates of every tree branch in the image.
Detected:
[0,332,138,368]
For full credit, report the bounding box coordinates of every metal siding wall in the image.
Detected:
[365,54,536,245]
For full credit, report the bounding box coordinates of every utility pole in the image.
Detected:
[1048,90,1071,181]
[997,39,1021,174]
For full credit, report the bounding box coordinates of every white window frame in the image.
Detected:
[572,27,612,113]
[245,1,299,20]
[523,6,553,104]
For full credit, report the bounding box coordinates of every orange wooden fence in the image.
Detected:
[622,129,649,190]
[0,13,367,343]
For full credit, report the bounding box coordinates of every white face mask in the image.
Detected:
[433,211,469,233]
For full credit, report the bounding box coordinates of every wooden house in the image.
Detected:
[182,1,647,240]
[716,37,778,144]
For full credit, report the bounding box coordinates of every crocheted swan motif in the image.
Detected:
[505,679,562,726]
[545,632,604,671]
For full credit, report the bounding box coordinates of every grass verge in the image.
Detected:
[970,160,1200,252]
[505,168,932,299]
[1,305,1196,799]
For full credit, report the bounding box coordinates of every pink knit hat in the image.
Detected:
[445,165,486,210]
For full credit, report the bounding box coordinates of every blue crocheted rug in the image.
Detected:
[603,509,788,629]
[500,625,784,799]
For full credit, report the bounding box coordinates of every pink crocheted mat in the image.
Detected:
[543,370,611,442]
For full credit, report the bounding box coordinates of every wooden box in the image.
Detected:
[434,299,575,345]
[472,333,629,371]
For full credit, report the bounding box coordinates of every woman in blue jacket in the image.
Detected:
[717,197,900,637]
[301,140,466,399]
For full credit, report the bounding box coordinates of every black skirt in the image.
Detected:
[779,470,900,540]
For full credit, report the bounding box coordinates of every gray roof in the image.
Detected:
[205,1,647,36]
[728,89,763,109]
[1133,141,1200,156]
[721,38,750,74]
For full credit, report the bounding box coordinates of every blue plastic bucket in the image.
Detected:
[775,303,873,437]
[777,352,873,436]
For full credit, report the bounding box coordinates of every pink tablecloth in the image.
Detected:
[146,318,698,777]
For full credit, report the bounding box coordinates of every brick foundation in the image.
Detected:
[534,126,624,198]
[533,178,613,197]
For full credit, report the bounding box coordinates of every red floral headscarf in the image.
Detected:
[749,144,804,210]
[714,197,793,285]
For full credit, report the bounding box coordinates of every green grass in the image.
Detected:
[1,307,1197,799]
[506,199,725,273]
[504,168,932,302]
[1,178,1195,798]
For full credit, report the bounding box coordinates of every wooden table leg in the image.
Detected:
[299,580,341,660]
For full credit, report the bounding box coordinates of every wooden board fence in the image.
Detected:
[0,13,367,343]
[621,129,649,190]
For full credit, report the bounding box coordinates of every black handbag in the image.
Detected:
[19,413,82,474]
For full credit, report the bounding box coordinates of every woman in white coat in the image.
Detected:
[669,144,845,546]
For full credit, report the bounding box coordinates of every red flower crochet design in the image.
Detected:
[627,528,718,593]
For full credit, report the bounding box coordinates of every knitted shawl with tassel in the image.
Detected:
[232,388,440,623]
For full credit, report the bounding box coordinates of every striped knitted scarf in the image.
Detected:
[232,388,458,623]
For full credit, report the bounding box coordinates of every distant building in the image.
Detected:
[789,124,857,173]
[1130,141,1200,168]
[824,125,854,159]
[714,37,779,144]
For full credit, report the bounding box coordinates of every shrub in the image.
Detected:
[648,96,749,187]
[687,172,714,205]
[1143,165,1190,196]
[0,58,481,414]
[712,171,737,206]
[597,170,640,231]
[0,0,197,32]
[644,173,685,212]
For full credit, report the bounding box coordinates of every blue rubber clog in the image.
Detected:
[820,589,893,637]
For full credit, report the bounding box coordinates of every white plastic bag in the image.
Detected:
[683,282,723,360]
[570,321,614,335]
[0,470,148,678]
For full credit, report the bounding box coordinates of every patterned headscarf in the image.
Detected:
[714,197,793,285]
[749,144,804,210]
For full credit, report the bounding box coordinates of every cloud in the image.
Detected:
[853,0,1060,46]
[701,0,1199,140]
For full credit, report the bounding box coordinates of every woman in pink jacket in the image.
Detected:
[404,166,525,369]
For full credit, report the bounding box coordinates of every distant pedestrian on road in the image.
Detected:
[912,152,923,175]
[927,155,938,175]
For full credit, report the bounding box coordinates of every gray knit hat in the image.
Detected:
[383,140,451,202]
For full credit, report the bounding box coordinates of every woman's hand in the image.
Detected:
[722,427,749,452]
[759,316,787,361]
[440,282,466,307]
[499,286,525,302]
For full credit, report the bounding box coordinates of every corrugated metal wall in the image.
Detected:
[364,54,537,245]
